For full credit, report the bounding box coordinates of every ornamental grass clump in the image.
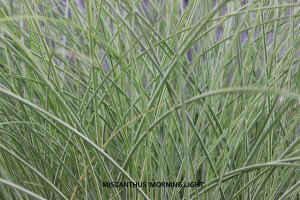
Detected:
[0,0,300,199]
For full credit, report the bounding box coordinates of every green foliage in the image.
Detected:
[0,0,300,199]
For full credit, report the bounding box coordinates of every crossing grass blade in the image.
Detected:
[0,0,300,199]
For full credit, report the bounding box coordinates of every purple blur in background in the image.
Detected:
[215,26,222,42]
[143,0,148,8]
[240,31,248,44]
[59,0,300,72]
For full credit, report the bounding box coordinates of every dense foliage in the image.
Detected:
[0,0,300,199]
